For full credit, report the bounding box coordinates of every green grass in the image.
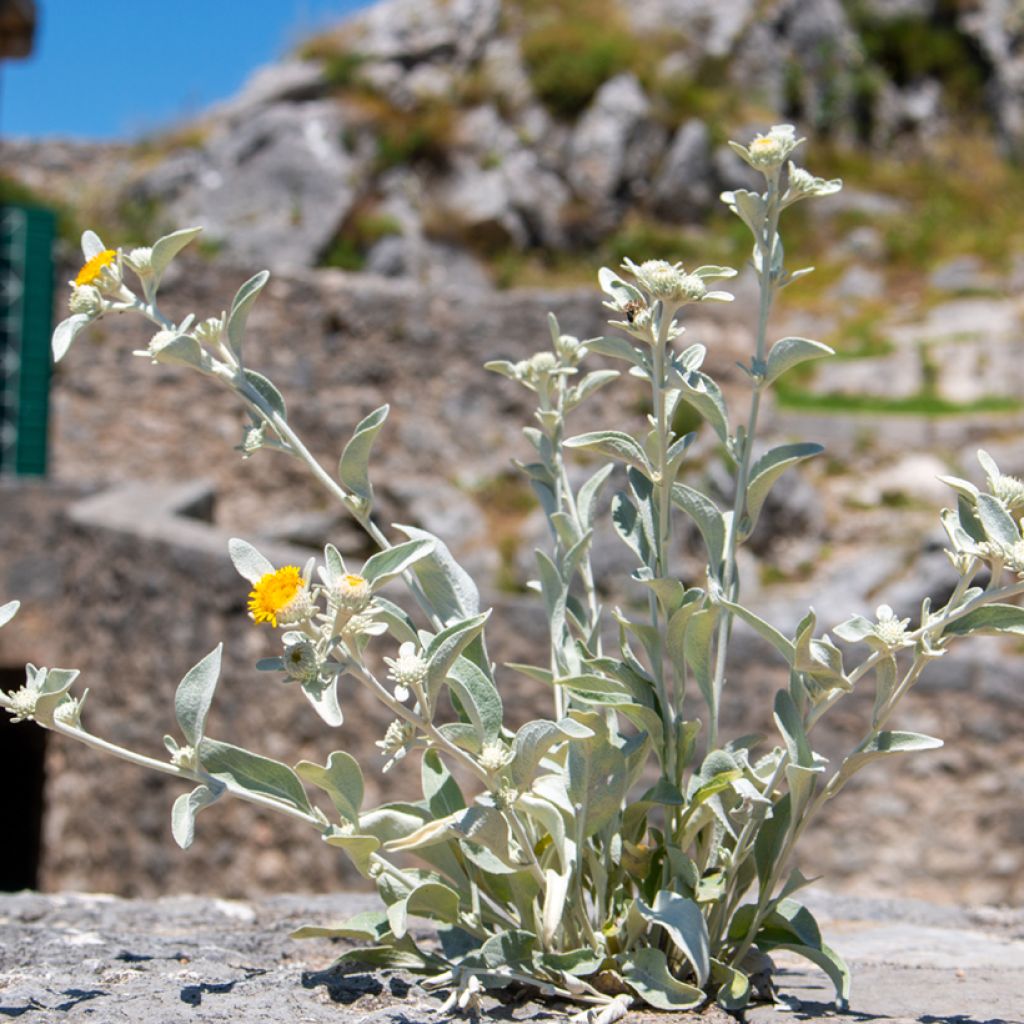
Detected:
[775,387,1023,417]
[320,209,402,270]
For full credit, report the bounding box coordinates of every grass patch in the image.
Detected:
[513,0,645,119]
[775,387,1023,417]
[320,205,402,271]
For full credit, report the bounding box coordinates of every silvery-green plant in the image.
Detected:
[4,124,1023,1019]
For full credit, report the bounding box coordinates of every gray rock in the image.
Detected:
[135,101,365,270]
[352,0,500,66]
[831,264,885,301]
[961,0,1024,156]
[568,74,654,219]
[621,0,754,57]
[214,60,328,118]
[928,255,1001,293]
[651,118,715,219]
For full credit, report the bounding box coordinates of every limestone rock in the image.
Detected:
[133,102,366,270]
[568,74,657,224]
[652,118,715,219]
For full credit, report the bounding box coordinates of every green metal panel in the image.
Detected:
[0,203,55,476]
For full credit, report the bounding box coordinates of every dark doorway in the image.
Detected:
[0,667,46,889]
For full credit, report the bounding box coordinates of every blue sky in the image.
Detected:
[2,1,372,140]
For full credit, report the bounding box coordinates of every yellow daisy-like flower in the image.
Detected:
[247,565,306,627]
[74,249,118,288]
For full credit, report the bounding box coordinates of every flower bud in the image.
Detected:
[68,285,103,317]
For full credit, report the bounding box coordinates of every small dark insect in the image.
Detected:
[624,300,644,324]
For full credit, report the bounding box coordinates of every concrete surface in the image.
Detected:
[0,890,1020,1023]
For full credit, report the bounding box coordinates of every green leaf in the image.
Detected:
[0,600,19,629]
[394,524,479,623]
[323,831,382,876]
[577,463,615,531]
[242,369,287,420]
[611,492,651,565]
[671,484,726,575]
[673,368,729,444]
[148,333,205,369]
[976,493,1020,547]
[338,405,389,501]
[336,935,438,971]
[753,794,791,889]
[635,891,710,984]
[226,270,270,357]
[446,657,503,745]
[295,751,364,824]
[744,443,823,536]
[564,430,650,471]
[198,737,312,814]
[290,909,390,942]
[715,593,796,665]
[362,538,435,586]
[174,645,223,747]
[763,336,833,386]
[373,596,419,645]
[387,881,461,939]
[585,334,647,368]
[52,314,91,362]
[508,718,593,791]
[171,782,224,850]
[567,713,627,837]
[425,612,491,704]
[150,226,202,286]
[621,947,704,1010]
[773,690,812,768]
[684,607,720,714]
[943,603,1024,637]
[421,749,466,818]
[711,958,750,1011]
[227,538,274,584]
[839,730,942,780]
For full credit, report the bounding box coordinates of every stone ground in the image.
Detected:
[0,890,1021,1024]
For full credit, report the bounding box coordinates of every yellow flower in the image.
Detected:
[247,565,306,627]
[74,249,117,288]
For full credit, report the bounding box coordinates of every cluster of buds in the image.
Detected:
[871,605,913,649]
[376,718,416,772]
[384,642,428,703]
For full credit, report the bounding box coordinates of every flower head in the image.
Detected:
[193,316,224,347]
[872,605,912,648]
[170,744,198,770]
[4,685,37,723]
[334,572,372,613]
[126,247,154,276]
[620,259,736,309]
[68,285,103,317]
[74,249,118,288]
[731,124,803,172]
[283,638,320,683]
[384,641,428,701]
[248,565,311,627]
[784,162,843,203]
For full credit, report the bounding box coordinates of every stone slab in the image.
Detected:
[0,891,1021,1023]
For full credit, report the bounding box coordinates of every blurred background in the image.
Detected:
[1,0,1022,907]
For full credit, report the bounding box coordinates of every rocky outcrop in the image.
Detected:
[13,0,1014,274]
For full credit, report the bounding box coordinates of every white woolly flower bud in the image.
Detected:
[785,162,843,202]
[283,639,319,683]
[53,697,83,727]
[334,573,372,613]
[872,605,911,648]
[126,247,154,275]
[193,316,224,347]
[170,744,198,770]
[68,285,103,317]
[740,124,801,169]
[5,685,38,723]
[555,333,584,365]
[385,642,427,702]
[992,474,1024,510]
[478,742,509,773]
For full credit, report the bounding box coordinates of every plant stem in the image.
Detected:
[707,179,780,751]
